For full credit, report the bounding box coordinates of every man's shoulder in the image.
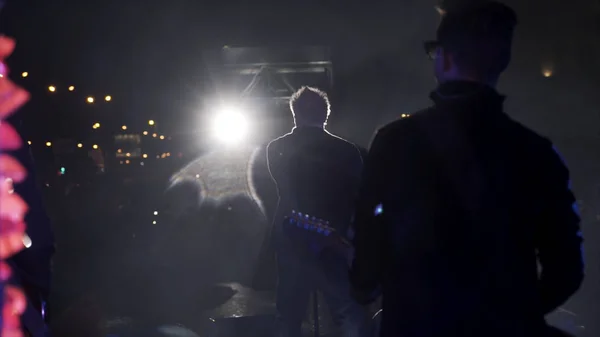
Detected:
[323,132,365,162]
[266,132,292,151]
[504,117,555,156]
[324,131,360,148]
[499,117,571,183]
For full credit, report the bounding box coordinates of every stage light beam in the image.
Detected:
[212,107,249,145]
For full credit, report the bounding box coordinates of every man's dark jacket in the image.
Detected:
[350,81,584,337]
[251,127,364,289]
[267,127,364,238]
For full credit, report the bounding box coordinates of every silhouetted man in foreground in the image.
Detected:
[267,87,368,337]
[350,2,584,337]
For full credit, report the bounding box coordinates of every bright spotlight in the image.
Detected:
[212,107,248,144]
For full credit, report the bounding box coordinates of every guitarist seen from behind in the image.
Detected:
[266,86,369,337]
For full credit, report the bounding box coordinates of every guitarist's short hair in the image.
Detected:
[289,86,331,127]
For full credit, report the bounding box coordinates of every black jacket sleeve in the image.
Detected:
[349,128,391,304]
[536,146,584,315]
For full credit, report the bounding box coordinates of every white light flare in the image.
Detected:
[212,107,249,145]
[22,234,32,248]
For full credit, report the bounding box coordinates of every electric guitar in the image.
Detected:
[283,211,354,265]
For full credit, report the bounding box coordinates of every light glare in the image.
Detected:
[22,234,32,248]
[213,107,248,144]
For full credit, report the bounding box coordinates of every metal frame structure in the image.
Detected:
[204,46,333,104]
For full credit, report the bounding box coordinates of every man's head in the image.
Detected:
[289,86,331,128]
[425,1,518,86]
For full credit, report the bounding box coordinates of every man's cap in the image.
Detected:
[436,1,518,46]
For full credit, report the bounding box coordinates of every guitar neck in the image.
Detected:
[286,211,354,263]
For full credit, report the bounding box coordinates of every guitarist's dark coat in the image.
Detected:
[266,126,364,251]
[262,126,368,337]
[350,81,584,337]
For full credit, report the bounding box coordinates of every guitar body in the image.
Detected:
[282,211,353,263]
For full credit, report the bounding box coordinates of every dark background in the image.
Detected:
[0,0,598,336]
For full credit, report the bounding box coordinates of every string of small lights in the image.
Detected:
[19,71,176,152]
[22,71,114,104]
